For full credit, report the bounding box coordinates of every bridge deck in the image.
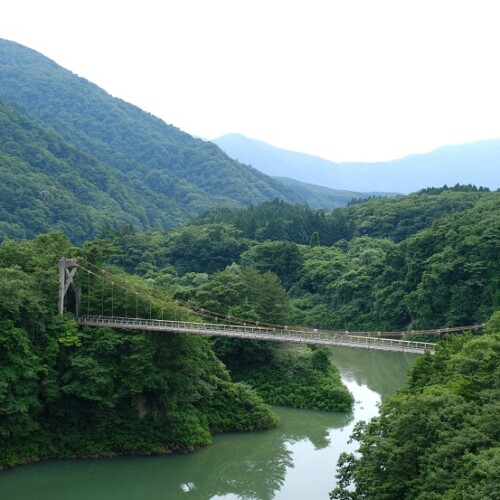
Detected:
[77,316,435,355]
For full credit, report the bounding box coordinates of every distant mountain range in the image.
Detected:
[1,38,497,245]
[0,39,374,243]
[212,133,500,193]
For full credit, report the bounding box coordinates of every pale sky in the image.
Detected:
[1,0,500,162]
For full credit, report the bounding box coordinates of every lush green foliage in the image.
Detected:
[331,312,500,499]
[0,101,170,243]
[344,185,492,242]
[197,187,496,246]
[0,40,307,244]
[0,233,277,469]
[162,264,354,412]
[1,37,498,488]
[114,189,499,331]
[195,198,356,246]
[227,344,354,411]
[186,266,290,324]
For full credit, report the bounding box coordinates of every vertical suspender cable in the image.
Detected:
[87,271,91,317]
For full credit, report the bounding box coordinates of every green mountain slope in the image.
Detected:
[0,100,182,241]
[192,187,497,246]
[109,187,499,330]
[0,39,303,242]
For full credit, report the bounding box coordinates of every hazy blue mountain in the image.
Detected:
[213,133,500,193]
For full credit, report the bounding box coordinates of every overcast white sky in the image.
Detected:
[1,0,500,162]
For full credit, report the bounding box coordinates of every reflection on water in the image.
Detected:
[0,348,416,500]
[329,346,417,402]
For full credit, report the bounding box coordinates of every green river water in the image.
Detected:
[0,348,416,500]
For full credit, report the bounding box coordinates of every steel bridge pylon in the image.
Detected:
[58,257,81,316]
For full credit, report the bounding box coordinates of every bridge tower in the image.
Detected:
[58,257,81,316]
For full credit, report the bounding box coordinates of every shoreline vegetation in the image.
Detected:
[1,187,498,472]
[0,233,353,470]
[331,312,500,499]
[0,39,497,492]
[216,340,354,412]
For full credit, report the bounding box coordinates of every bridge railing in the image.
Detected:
[77,316,436,353]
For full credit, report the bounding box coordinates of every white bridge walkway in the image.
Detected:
[77,316,436,355]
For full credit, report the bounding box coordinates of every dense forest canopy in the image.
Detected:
[331,312,500,499]
[0,40,498,498]
[195,186,495,244]
[2,187,495,482]
[0,227,358,468]
[0,233,282,468]
[107,187,499,331]
[0,187,498,487]
[0,38,374,245]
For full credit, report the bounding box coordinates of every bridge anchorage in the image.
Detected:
[57,257,485,355]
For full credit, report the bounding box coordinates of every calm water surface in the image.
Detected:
[0,348,416,500]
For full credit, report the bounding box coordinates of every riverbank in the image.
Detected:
[0,348,417,499]
[212,338,355,412]
[231,345,354,411]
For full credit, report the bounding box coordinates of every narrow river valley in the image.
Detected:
[0,348,417,500]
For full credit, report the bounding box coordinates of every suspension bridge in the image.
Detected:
[59,258,485,355]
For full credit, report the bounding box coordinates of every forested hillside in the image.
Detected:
[0,228,355,468]
[0,186,497,471]
[0,100,176,242]
[0,38,498,487]
[195,185,494,244]
[0,39,305,243]
[332,313,500,499]
[0,233,279,468]
[107,187,499,331]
